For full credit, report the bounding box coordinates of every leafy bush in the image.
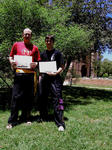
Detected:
[102,73,108,78]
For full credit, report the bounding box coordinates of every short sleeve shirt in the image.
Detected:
[10,42,41,62]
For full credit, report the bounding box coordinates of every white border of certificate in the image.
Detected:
[39,61,57,73]
[14,55,32,69]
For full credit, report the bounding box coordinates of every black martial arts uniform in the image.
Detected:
[39,49,65,128]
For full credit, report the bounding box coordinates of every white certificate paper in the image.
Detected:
[14,55,32,69]
[39,61,57,73]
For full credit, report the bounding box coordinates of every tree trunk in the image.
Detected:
[61,56,72,83]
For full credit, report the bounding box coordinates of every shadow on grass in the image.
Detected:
[0,86,112,111]
[63,86,112,110]
[0,88,12,110]
[1,86,111,124]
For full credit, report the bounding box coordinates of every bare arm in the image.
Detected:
[9,56,17,69]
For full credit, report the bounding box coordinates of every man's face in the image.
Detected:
[45,38,54,50]
[23,29,32,44]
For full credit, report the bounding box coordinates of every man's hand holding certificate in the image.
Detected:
[14,55,32,69]
[39,61,57,74]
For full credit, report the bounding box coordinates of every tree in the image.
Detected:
[0,0,93,83]
[99,59,112,77]
[0,0,49,85]
[51,0,112,52]
[70,0,112,52]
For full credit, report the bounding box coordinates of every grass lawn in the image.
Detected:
[0,85,112,150]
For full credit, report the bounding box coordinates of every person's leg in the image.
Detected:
[20,73,34,123]
[7,73,22,127]
[51,78,65,129]
[38,75,49,120]
[8,96,19,127]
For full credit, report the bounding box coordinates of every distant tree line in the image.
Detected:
[99,58,112,78]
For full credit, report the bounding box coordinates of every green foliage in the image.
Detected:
[103,73,108,78]
[50,24,93,57]
[0,39,12,80]
[0,0,48,42]
[31,4,93,56]
[62,0,111,52]
[0,0,49,80]
[0,0,103,82]
[99,59,112,77]
[0,0,93,54]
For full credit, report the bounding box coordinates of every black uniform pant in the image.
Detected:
[8,73,34,125]
[38,74,65,128]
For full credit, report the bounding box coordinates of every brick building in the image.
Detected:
[66,52,99,79]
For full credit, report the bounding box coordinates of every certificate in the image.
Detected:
[14,55,32,69]
[39,61,57,73]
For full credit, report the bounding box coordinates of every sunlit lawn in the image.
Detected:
[0,85,112,150]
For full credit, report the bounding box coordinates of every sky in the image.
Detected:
[49,0,52,5]
[102,50,112,61]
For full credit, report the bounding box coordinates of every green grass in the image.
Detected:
[0,86,112,150]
